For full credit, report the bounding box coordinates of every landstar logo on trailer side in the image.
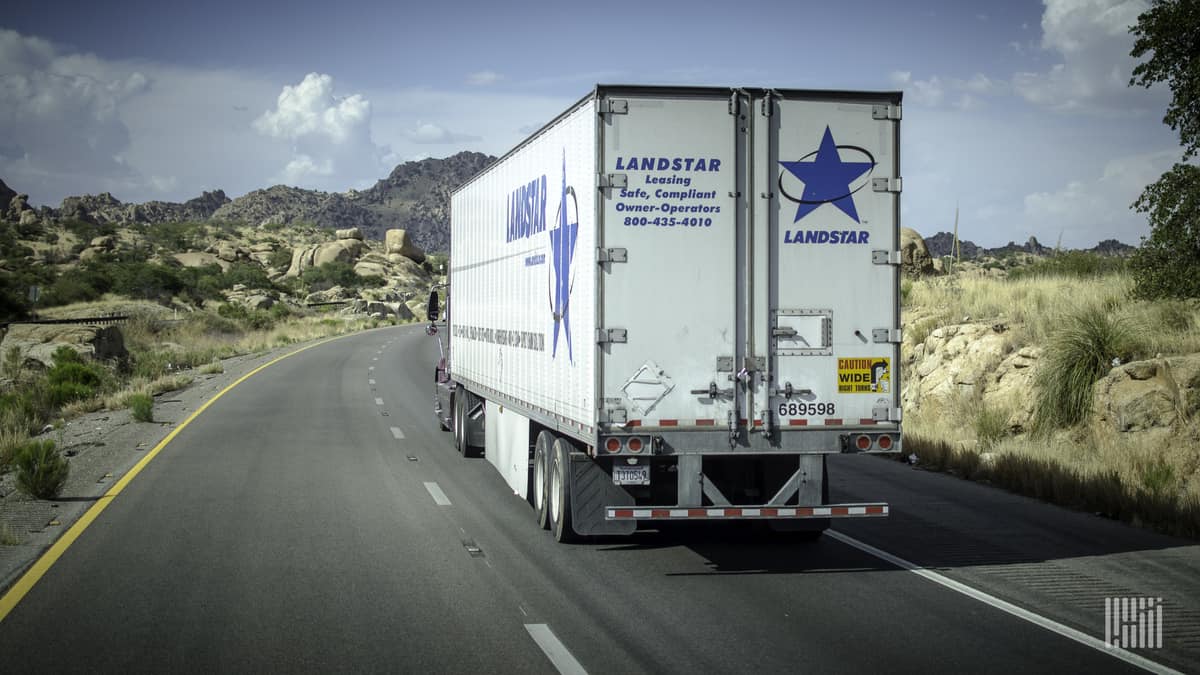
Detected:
[779,125,876,245]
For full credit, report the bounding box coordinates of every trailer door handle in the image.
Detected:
[772,327,798,338]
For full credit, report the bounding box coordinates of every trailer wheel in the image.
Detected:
[549,438,577,543]
[533,431,554,530]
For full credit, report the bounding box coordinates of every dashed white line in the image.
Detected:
[369,379,376,385]
[826,531,1180,675]
[423,482,451,506]
[390,426,404,440]
[525,624,587,675]
[374,397,384,406]
[369,366,375,371]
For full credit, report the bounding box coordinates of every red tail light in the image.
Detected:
[876,434,893,450]
[604,438,621,453]
[855,434,872,451]
[627,437,644,453]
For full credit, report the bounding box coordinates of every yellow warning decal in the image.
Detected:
[837,357,891,394]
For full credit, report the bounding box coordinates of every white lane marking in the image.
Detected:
[374,398,384,406]
[423,482,451,506]
[369,379,376,385]
[390,426,404,440]
[372,357,378,361]
[525,624,587,675]
[827,531,1180,675]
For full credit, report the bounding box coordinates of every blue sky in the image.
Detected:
[0,0,1181,247]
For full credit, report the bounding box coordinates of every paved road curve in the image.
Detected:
[0,325,1192,673]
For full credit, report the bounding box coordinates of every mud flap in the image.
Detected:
[569,452,636,536]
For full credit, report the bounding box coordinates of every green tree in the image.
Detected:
[1128,0,1200,299]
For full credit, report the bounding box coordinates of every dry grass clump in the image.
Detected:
[903,430,1200,538]
[903,262,1200,537]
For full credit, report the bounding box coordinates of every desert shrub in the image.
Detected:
[223,263,275,291]
[182,308,240,336]
[1033,306,1136,432]
[198,361,224,375]
[61,218,115,242]
[1008,251,1127,281]
[900,279,913,307]
[14,439,69,499]
[131,350,175,379]
[45,347,109,406]
[973,403,1009,449]
[129,393,153,422]
[269,247,293,269]
[141,221,207,252]
[3,345,23,382]
[42,266,110,306]
[301,261,384,291]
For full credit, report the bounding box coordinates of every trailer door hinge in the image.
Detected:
[597,328,628,344]
[872,177,902,193]
[872,328,903,343]
[599,99,628,115]
[872,249,903,265]
[599,173,627,189]
[597,247,628,263]
[873,406,903,422]
[872,103,902,120]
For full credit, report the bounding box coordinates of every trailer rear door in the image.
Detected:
[597,89,740,432]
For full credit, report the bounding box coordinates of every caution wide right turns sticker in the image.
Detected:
[837,357,891,394]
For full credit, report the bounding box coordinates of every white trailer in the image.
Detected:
[430,85,902,541]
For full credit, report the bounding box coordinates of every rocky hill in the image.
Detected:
[4,151,495,255]
[923,232,1134,259]
[353,151,494,252]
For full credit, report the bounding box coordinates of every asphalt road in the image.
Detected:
[0,325,1194,673]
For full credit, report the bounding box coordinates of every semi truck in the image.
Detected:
[429,85,903,541]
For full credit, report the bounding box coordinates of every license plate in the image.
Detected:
[613,465,650,486]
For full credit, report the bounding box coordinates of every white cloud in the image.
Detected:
[466,71,502,86]
[0,28,151,200]
[402,121,481,144]
[254,72,391,189]
[890,71,944,107]
[1022,149,1176,242]
[891,71,1005,109]
[1012,0,1160,114]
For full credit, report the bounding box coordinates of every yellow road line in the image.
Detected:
[0,333,356,623]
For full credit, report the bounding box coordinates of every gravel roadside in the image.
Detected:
[0,333,350,597]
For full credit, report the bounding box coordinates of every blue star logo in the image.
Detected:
[550,151,578,363]
[779,126,875,223]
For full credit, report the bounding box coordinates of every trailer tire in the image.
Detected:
[533,431,554,530]
[549,438,578,543]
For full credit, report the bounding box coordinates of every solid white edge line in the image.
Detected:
[525,624,587,675]
[423,482,451,506]
[826,530,1180,675]
[390,426,404,440]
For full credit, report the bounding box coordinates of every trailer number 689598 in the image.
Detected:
[778,402,836,416]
